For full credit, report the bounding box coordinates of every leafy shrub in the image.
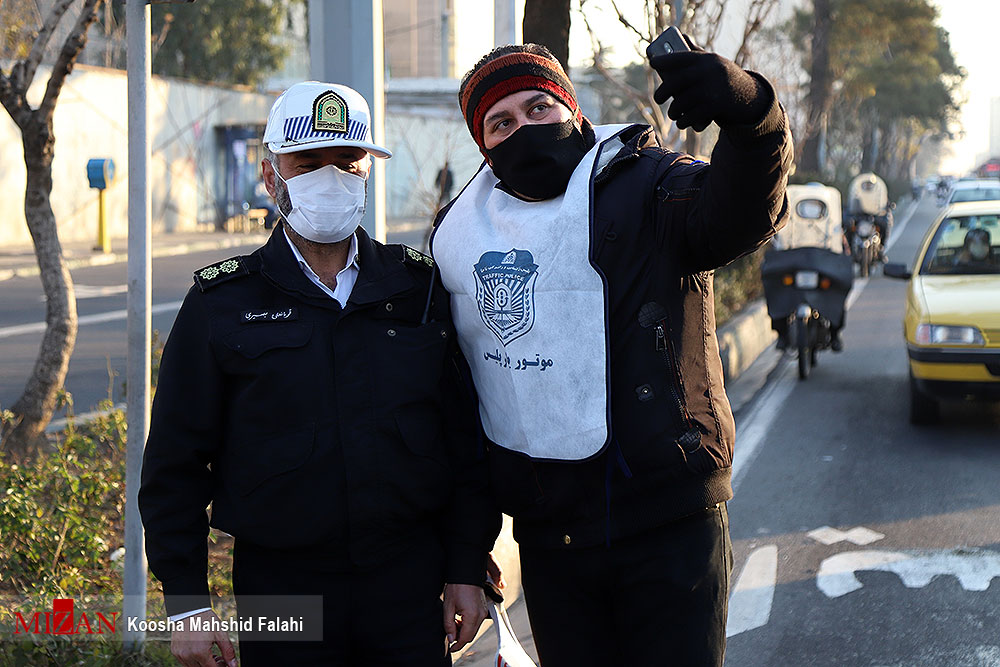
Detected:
[0,335,235,664]
[714,249,765,326]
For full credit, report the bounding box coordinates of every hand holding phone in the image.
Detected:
[647,28,768,131]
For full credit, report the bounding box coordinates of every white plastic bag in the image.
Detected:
[487,598,537,667]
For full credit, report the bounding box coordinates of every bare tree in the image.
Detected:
[0,0,104,458]
[579,0,780,154]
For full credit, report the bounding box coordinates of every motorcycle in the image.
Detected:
[762,246,854,380]
[848,214,882,278]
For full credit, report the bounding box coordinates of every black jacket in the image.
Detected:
[441,88,793,550]
[139,227,499,615]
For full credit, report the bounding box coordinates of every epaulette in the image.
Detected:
[193,256,251,292]
[394,244,435,270]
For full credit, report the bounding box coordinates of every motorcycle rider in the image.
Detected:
[844,172,892,262]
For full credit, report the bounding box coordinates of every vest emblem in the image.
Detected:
[473,249,538,346]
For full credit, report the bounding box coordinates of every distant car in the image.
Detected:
[944,179,1000,205]
[884,201,1000,424]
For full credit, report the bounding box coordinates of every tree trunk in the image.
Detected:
[523,0,571,72]
[799,0,833,175]
[3,118,78,459]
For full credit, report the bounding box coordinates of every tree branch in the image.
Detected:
[12,0,76,94]
[609,0,649,43]
[733,0,780,68]
[40,0,103,118]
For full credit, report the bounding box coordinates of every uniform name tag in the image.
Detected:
[241,308,298,323]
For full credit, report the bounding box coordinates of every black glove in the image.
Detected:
[649,48,770,132]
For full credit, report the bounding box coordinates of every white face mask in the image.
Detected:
[274,163,367,244]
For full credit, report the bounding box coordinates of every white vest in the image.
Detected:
[433,125,629,461]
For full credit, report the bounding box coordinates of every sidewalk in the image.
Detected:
[0,230,270,282]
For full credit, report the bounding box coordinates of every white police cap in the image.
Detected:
[263,81,391,158]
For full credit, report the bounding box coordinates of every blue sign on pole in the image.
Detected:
[87,158,115,189]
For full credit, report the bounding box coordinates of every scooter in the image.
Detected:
[849,214,882,278]
[762,247,854,381]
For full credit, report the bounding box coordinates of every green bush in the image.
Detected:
[714,249,765,327]
[0,395,126,601]
[1,336,236,664]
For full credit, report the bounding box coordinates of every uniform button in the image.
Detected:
[387,329,396,337]
[563,535,571,545]
[440,329,447,338]
[385,302,393,312]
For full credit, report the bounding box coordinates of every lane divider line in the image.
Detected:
[0,300,184,339]
[726,545,778,637]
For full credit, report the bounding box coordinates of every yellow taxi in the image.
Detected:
[884,200,1000,424]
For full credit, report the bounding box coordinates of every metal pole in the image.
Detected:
[96,188,110,253]
[494,0,519,46]
[440,6,451,78]
[308,0,386,241]
[124,0,151,651]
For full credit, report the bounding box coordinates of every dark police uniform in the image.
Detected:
[139,225,499,665]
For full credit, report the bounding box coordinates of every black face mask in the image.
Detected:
[485,119,589,200]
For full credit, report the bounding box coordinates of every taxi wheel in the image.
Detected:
[909,372,940,425]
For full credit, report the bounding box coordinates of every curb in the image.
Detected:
[717,299,775,385]
[0,234,270,282]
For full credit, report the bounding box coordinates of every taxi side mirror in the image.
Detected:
[883,262,911,280]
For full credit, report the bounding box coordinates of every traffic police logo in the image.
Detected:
[312,91,348,133]
[473,249,538,346]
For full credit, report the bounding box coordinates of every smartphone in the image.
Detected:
[646,26,690,59]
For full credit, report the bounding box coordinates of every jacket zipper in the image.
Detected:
[654,319,702,453]
[656,185,700,202]
[594,152,639,185]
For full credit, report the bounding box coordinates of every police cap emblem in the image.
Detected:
[312,90,348,133]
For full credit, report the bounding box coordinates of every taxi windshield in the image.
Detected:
[921,215,1000,275]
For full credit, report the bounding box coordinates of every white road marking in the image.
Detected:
[885,198,918,253]
[731,358,796,491]
[817,548,1000,598]
[807,526,885,546]
[70,284,129,299]
[726,545,778,637]
[0,300,184,339]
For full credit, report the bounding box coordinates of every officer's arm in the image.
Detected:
[139,288,223,617]
[439,343,501,651]
[440,344,502,585]
[658,75,794,274]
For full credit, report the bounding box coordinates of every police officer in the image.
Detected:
[139,82,500,667]
[431,44,792,666]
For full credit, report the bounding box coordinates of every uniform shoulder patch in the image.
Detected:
[396,244,435,270]
[193,256,250,292]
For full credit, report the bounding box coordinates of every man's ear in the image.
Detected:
[262,157,278,198]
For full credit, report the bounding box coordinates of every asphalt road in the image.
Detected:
[0,225,429,418]
[725,194,1000,666]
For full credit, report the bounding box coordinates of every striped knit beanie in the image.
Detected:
[459,44,582,150]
